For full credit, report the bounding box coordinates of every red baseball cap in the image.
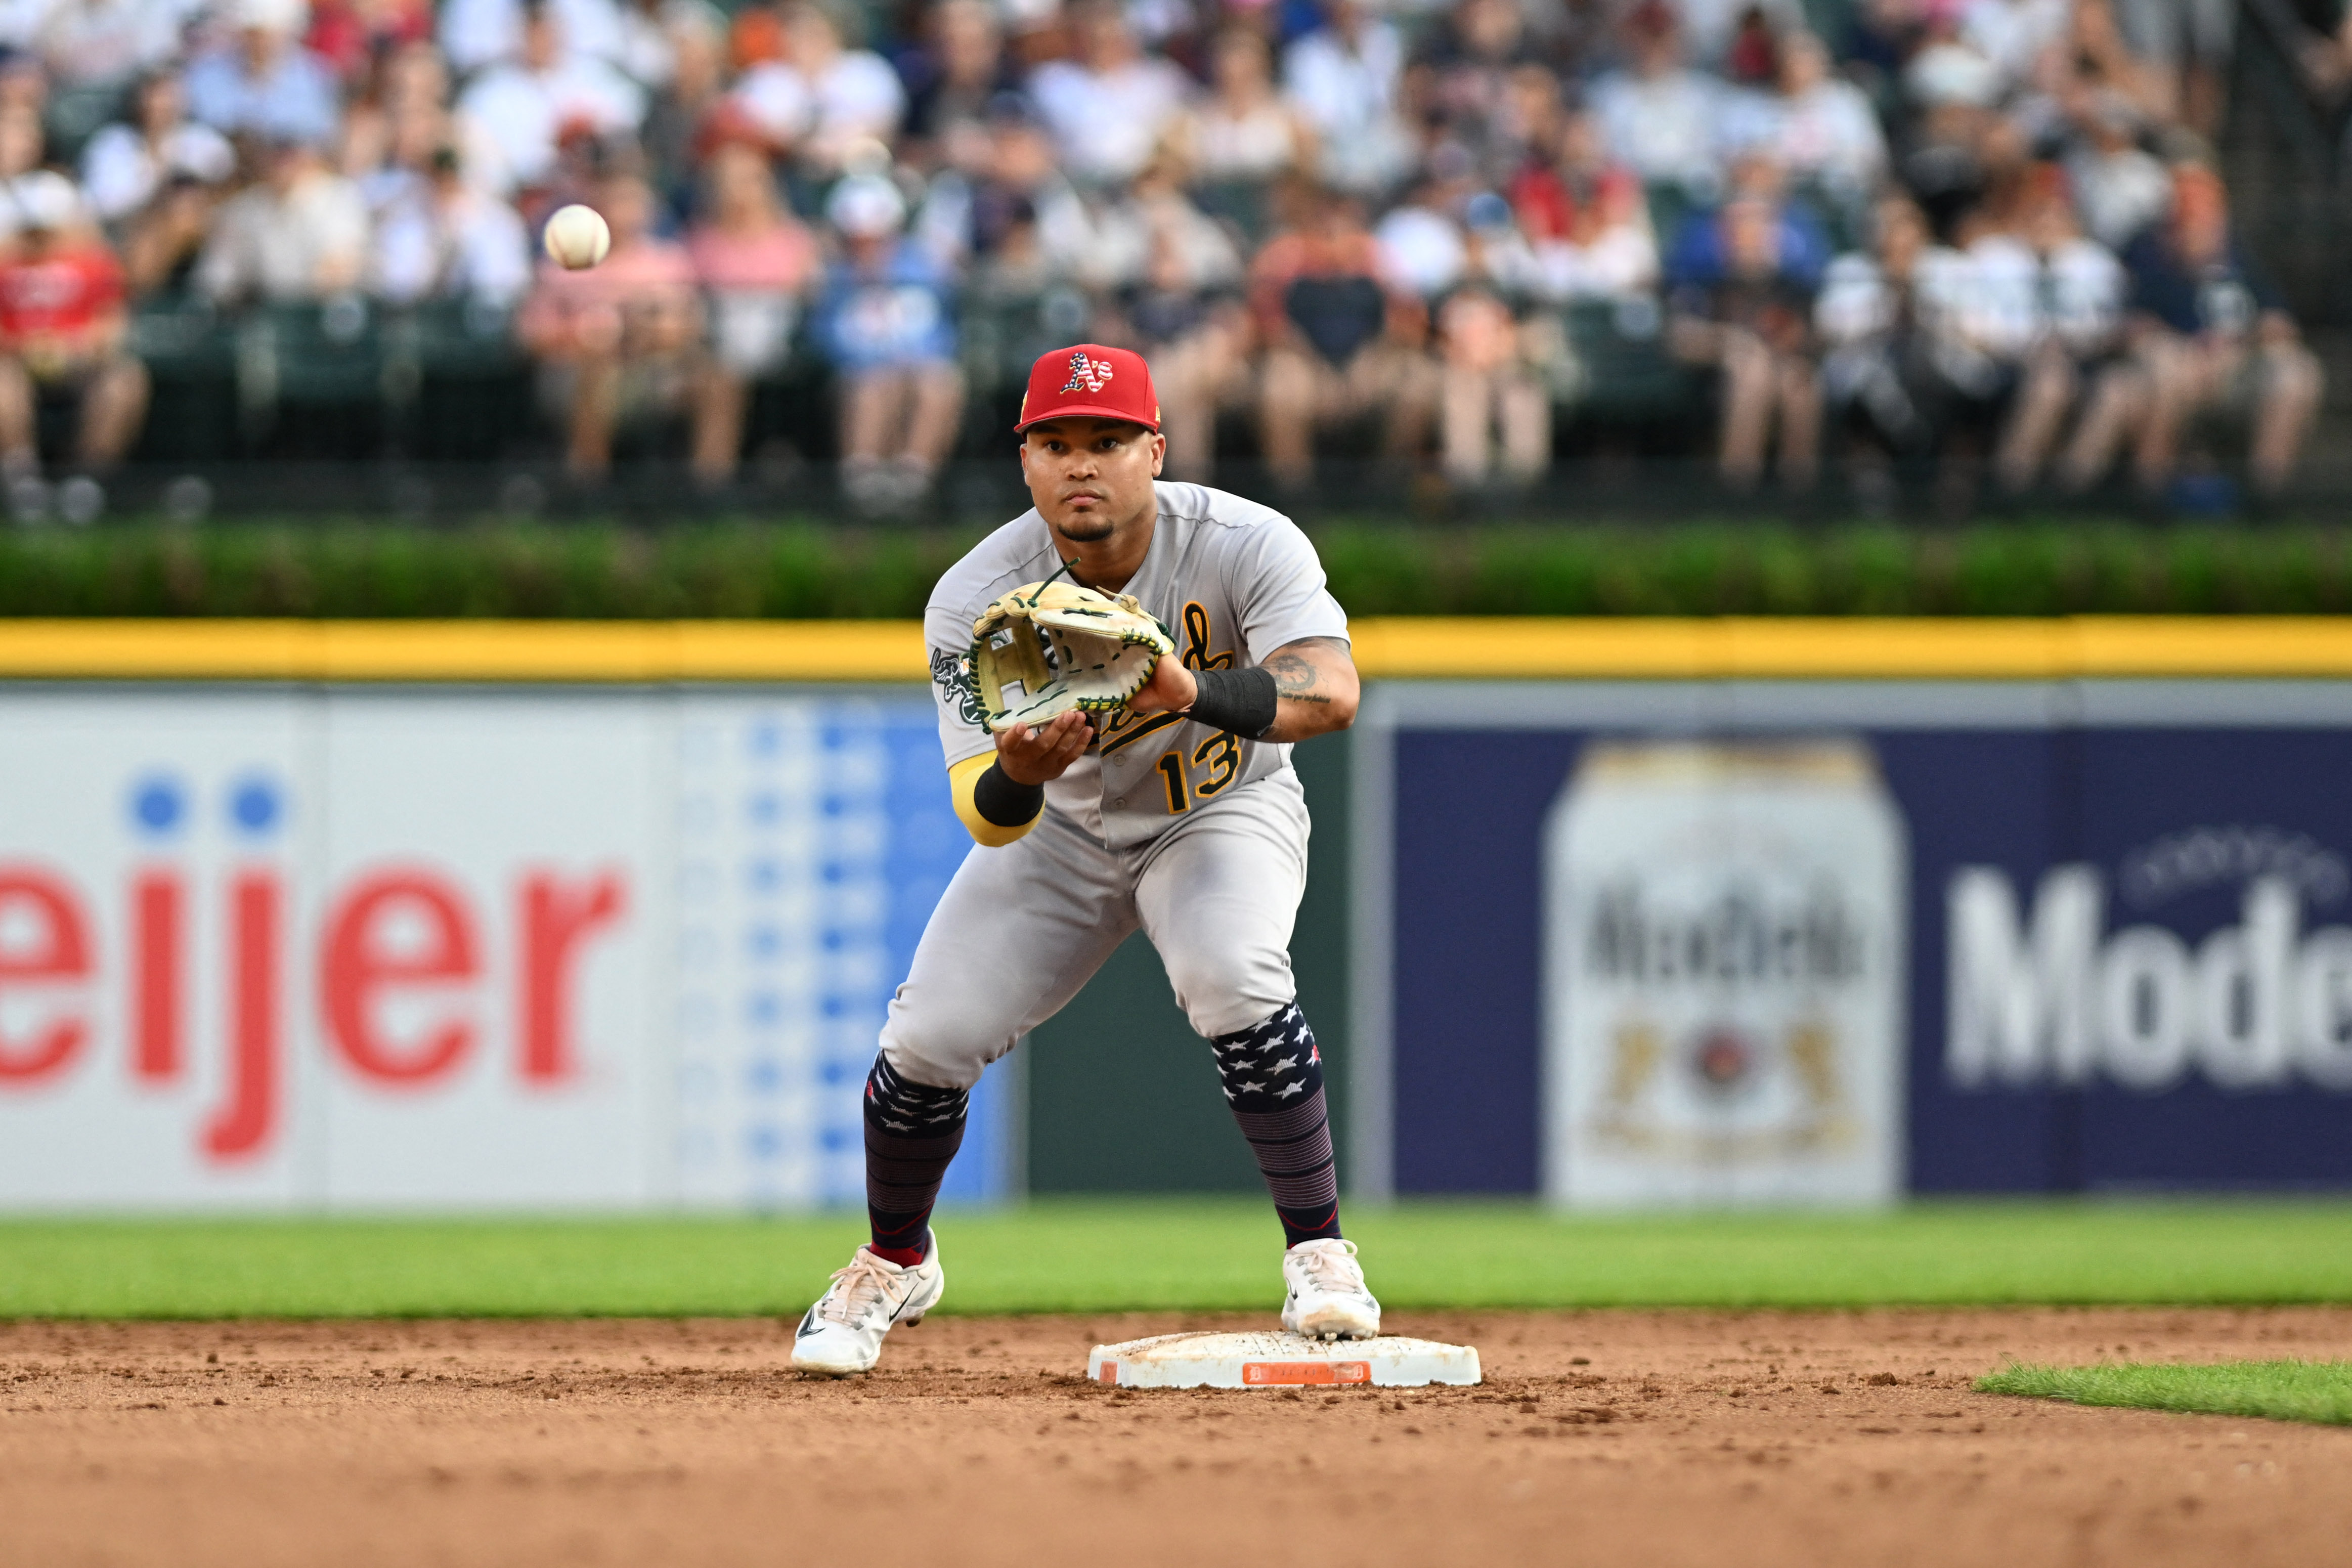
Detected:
[1014,343,1160,433]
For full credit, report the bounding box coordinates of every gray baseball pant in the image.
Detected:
[879,770,1311,1089]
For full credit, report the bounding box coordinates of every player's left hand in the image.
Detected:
[1123,653,1198,717]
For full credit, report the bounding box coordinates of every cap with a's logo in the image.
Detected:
[1014,343,1161,433]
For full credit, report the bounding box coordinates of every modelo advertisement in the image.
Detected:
[1371,682,2352,1203]
[1543,738,1907,1207]
[0,688,1003,1211]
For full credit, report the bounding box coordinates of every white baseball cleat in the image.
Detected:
[789,1237,946,1376]
[1280,1237,1381,1340]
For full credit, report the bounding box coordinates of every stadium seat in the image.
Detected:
[254,296,385,404]
[236,297,389,459]
[955,282,1093,447]
[395,298,538,461]
[127,295,239,462]
[1644,182,1700,265]
[42,82,119,166]
[1546,298,1702,423]
[1191,180,1271,244]
[401,297,527,380]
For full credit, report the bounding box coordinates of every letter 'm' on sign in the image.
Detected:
[1946,866,2101,1086]
[519,870,625,1083]
[0,865,91,1082]
[322,870,481,1084]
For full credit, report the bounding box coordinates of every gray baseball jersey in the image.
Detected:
[882,482,1348,1088]
[925,480,1349,852]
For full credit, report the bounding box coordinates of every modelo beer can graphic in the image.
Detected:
[1542,739,1908,1207]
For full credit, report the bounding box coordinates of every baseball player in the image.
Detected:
[791,342,1377,1375]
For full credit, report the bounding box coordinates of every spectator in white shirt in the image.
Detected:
[615,0,709,89]
[80,69,234,227]
[369,143,532,307]
[1374,180,1467,300]
[1816,193,1939,496]
[1961,0,2072,94]
[1947,204,2069,493]
[1904,5,2008,109]
[196,134,370,302]
[2001,185,2141,492]
[1027,0,1190,190]
[183,0,341,148]
[1177,28,1315,194]
[455,0,644,197]
[1282,0,1411,196]
[1737,32,1886,208]
[439,0,622,75]
[2061,92,2168,248]
[38,0,184,90]
[1589,0,1724,200]
[729,1,905,175]
[0,0,52,53]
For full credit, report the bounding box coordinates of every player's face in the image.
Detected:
[1019,418,1165,543]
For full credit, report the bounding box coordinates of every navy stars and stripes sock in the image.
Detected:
[863,1056,969,1267]
[1210,1002,1343,1248]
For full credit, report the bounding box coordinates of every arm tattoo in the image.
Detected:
[1263,647,1333,706]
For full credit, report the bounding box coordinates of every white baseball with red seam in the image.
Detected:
[542,204,611,270]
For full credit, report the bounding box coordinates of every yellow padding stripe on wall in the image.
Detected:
[0,620,927,682]
[1347,617,2352,679]
[0,617,2350,682]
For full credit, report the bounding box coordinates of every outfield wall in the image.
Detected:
[1357,681,2352,1205]
[2,620,2351,1208]
[0,682,1018,1210]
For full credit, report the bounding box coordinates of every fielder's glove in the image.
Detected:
[970,578,1175,734]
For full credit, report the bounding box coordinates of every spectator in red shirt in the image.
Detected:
[0,171,149,510]
[517,169,705,478]
[685,137,819,485]
[306,0,434,83]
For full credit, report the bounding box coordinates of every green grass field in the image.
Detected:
[1978,1360,2352,1426]
[2,1199,2350,1319]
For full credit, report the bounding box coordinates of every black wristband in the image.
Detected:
[1185,665,1278,740]
[972,760,1044,827]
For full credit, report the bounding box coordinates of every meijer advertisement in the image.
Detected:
[0,687,1004,1210]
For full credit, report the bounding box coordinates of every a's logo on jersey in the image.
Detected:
[1060,351,1115,395]
[930,646,987,730]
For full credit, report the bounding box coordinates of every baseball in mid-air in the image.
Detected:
[542,204,611,270]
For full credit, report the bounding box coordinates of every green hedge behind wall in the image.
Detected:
[6,520,2352,618]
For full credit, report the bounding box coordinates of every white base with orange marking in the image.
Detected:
[1085,1331,1480,1389]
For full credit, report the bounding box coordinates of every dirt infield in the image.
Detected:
[4,1307,2349,1566]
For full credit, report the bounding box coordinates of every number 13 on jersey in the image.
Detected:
[1155,731,1242,813]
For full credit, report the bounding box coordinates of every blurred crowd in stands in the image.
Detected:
[0,0,2332,515]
